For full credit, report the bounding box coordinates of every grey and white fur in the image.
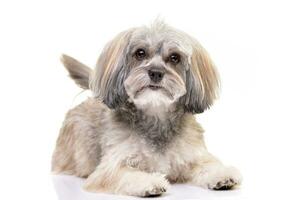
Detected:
[52,21,242,197]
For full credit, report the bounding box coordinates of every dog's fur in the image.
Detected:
[52,21,242,197]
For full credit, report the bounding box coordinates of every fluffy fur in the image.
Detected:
[52,21,242,197]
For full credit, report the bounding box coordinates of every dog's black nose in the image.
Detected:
[148,69,164,83]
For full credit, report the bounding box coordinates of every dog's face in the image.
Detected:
[90,22,219,114]
[123,28,191,114]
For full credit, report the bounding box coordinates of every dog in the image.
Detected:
[52,21,242,197]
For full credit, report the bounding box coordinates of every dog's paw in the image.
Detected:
[117,172,169,197]
[144,184,167,197]
[138,173,169,197]
[210,177,238,190]
[200,165,242,190]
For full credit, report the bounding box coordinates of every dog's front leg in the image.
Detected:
[83,162,169,197]
[189,152,242,190]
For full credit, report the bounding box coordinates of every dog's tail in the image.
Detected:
[60,54,92,89]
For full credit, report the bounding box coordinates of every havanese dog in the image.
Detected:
[52,21,242,197]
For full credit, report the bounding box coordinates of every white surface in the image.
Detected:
[1,0,300,200]
[53,175,244,200]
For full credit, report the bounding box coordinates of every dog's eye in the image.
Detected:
[169,53,181,64]
[135,49,146,60]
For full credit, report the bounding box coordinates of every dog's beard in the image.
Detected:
[133,88,174,114]
[124,68,186,116]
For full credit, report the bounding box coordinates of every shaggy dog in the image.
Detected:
[52,21,242,197]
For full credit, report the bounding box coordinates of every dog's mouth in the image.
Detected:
[136,84,163,93]
[135,84,173,99]
[148,85,163,90]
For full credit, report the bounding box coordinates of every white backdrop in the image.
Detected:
[0,0,300,199]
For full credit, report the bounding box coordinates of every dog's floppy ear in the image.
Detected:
[61,54,92,89]
[89,29,135,109]
[181,41,220,113]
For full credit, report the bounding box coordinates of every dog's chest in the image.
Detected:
[103,111,202,178]
[125,135,195,178]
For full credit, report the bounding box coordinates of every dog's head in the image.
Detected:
[90,21,219,114]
